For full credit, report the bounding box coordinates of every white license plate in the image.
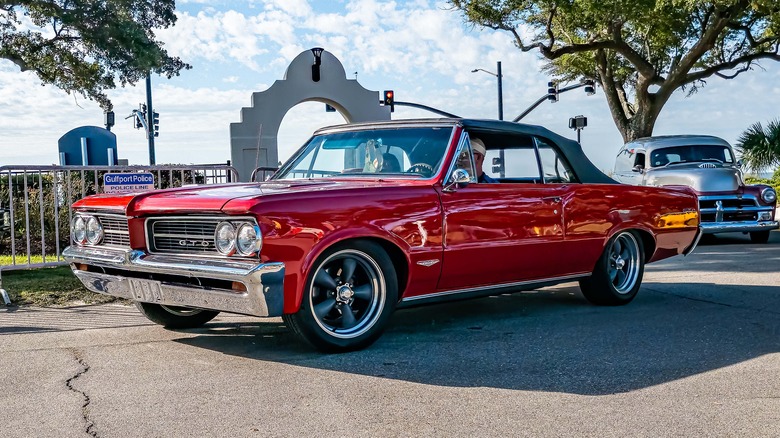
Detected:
[128,278,164,302]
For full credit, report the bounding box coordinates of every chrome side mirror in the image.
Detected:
[444,168,471,192]
[632,165,644,174]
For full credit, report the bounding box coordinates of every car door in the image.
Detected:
[437,135,567,290]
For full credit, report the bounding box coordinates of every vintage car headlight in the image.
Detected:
[761,187,777,204]
[214,222,236,255]
[235,222,262,256]
[85,216,104,245]
[71,216,87,245]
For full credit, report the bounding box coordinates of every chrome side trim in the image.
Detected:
[63,245,284,317]
[398,273,589,307]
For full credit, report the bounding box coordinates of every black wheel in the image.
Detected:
[285,240,398,353]
[579,230,645,306]
[135,302,220,328]
[750,230,771,244]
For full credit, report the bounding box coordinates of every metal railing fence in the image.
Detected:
[0,164,238,305]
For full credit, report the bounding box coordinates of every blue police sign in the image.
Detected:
[103,173,155,193]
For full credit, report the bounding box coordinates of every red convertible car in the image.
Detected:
[64,119,701,352]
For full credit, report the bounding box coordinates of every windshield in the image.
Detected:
[649,145,735,168]
[273,127,454,180]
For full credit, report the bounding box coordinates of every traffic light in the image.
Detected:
[547,81,559,102]
[584,79,595,95]
[152,111,159,137]
[383,90,394,112]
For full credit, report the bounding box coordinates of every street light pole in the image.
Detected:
[496,61,503,121]
[472,62,503,120]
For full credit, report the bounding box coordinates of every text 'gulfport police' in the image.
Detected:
[104,174,154,185]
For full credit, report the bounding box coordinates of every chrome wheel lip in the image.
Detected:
[309,249,385,339]
[609,232,641,295]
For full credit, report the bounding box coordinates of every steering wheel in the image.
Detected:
[406,163,434,177]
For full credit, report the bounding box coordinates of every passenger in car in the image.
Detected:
[380,153,401,172]
[471,138,498,183]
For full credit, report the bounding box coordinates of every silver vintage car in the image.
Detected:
[614,135,778,243]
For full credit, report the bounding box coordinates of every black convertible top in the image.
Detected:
[459,119,617,185]
[315,118,617,185]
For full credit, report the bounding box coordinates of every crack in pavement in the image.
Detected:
[65,348,98,438]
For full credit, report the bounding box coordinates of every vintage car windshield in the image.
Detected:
[273,127,454,180]
[649,145,735,168]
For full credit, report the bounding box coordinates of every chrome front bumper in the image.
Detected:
[700,220,779,234]
[62,246,285,317]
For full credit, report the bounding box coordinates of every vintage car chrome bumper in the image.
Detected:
[700,220,779,234]
[62,246,285,317]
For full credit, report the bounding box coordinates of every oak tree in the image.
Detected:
[0,0,190,110]
[450,0,780,142]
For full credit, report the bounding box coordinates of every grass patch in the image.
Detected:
[1,265,118,307]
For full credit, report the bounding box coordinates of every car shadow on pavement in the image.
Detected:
[174,281,780,395]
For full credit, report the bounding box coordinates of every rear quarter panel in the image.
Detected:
[563,183,699,272]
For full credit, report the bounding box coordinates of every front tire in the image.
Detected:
[135,302,220,328]
[579,230,645,306]
[750,230,771,244]
[285,241,398,353]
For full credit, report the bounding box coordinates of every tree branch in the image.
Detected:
[686,51,780,83]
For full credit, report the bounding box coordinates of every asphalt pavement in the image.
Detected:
[1,231,779,437]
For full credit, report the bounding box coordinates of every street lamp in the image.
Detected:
[471,61,503,120]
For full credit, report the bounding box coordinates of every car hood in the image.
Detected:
[645,165,742,193]
[75,179,402,216]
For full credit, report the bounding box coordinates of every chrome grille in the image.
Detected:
[698,195,772,223]
[150,219,218,253]
[95,214,130,247]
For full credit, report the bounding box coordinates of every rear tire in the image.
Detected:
[135,302,219,328]
[750,230,771,244]
[579,230,645,306]
[285,240,398,353]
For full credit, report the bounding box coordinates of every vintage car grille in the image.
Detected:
[698,195,763,223]
[95,213,130,247]
[147,219,219,254]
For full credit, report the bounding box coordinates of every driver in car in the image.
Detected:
[471,138,498,183]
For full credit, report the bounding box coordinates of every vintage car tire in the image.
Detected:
[579,230,645,306]
[286,241,398,353]
[750,231,771,244]
[134,302,220,328]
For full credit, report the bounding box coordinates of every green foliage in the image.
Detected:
[450,1,780,141]
[744,166,780,193]
[0,1,190,110]
[736,119,780,173]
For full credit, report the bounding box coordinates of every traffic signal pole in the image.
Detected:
[145,73,156,165]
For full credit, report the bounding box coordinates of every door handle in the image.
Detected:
[543,196,562,203]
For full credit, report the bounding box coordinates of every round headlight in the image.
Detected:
[236,223,262,256]
[86,216,104,245]
[71,216,87,244]
[761,187,777,204]
[214,222,236,255]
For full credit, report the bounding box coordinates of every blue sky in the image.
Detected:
[1,0,779,172]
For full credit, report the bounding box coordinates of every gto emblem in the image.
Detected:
[178,239,210,247]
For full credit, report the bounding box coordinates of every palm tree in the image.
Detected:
[736,119,780,174]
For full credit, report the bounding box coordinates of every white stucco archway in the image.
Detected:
[229,48,391,181]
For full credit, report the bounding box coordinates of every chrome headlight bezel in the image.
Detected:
[761,187,777,204]
[235,222,262,256]
[85,215,104,245]
[71,215,87,245]
[214,221,237,255]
